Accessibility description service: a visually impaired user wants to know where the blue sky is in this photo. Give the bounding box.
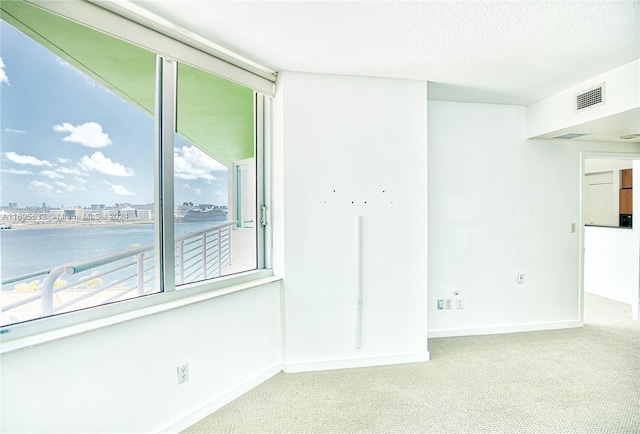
[0,20,228,209]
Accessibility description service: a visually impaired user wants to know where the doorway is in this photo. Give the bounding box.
[580,152,640,324]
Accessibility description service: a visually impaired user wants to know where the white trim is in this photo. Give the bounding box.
[263,96,274,269]
[158,57,177,293]
[427,320,583,339]
[158,363,283,434]
[284,351,431,374]
[256,93,266,269]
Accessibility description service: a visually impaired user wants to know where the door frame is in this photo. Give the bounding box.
[579,151,640,324]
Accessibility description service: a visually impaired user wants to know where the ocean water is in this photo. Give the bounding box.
[0,222,218,280]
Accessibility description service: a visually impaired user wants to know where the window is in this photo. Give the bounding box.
[0,0,269,330]
[173,63,257,286]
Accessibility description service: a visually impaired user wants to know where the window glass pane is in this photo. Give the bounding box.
[0,15,157,325]
[174,63,257,287]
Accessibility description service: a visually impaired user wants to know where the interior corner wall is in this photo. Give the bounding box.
[275,72,429,372]
[427,100,640,337]
[0,282,282,433]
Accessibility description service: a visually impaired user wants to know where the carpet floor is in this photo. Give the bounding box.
[182,293,640,433]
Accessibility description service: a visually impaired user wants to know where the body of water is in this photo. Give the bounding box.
[0,222,220,280]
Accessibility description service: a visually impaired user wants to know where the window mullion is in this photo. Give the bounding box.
[256,93,268,270]
[155,56,177,293]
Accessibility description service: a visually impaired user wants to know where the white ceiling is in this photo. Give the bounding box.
[123,0,639,107]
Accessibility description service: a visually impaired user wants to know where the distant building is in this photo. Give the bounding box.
[119,207,137,219]
[136,209,152,220]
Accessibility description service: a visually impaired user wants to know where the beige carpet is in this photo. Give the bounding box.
[182,293,640,433]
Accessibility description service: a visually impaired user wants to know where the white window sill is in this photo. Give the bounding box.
[0,270,281,354]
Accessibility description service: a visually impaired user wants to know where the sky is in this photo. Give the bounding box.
[0,20,228,209]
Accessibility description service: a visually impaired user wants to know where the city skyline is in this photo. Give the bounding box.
[0,20,229,210]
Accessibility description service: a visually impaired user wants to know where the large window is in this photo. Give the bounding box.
[0,1,265,329]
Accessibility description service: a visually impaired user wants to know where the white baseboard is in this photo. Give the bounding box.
[427,320,583,338]
[284,351,430,373]
[158,363,283,434]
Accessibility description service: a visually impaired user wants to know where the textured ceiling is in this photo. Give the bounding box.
[123,0,640,106]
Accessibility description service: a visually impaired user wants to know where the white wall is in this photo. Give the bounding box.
[0,282,282,433]
[584,171,617,226]
[584,226,636,304]
[584,159,633,226]
[527,59,640,138]
[584,159,633,173]
[275,72,429,371]
[428,100,640,337]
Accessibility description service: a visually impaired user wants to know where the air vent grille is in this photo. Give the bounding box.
[553,133,591,140]
[576,84,605,111]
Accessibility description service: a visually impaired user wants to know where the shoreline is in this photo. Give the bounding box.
[1,221,155,231]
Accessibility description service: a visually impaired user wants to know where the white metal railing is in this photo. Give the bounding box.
[174,223,232,284]
[1,221,235,325]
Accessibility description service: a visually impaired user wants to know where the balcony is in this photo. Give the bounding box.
[1,221,256,326]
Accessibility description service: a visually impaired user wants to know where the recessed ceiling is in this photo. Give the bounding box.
[119,0,640,106]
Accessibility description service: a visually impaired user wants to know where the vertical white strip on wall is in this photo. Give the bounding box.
[356,215,363,349]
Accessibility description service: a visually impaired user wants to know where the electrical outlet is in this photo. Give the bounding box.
[177,363,189,384]
[456,298,464,309]
[517,273,525,284]
[437,299,444,310]
[445,299,452,309]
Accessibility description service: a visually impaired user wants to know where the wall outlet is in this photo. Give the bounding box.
[177,363,189,384]
[517,273,525,284]
[437,299,444,310]
[445,299,452,309]
[456,298,464,309]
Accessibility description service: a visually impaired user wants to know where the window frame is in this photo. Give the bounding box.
[0,0,274,349]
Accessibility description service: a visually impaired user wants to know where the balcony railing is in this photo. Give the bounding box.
[1,221,235,326]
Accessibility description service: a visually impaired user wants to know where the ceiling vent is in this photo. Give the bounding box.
[575,83,605,112]
[553,133,591,140]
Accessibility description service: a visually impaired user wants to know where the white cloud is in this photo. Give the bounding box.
[53,122,112,148]
[5,128,25,134]
[54,181,84,192]
[57,166,87,176]
[1,168,33,175]
[0,57,9,85]
[41,170,65,179]
[74,176,88,184]
[79,152,134,176]
[174,146,226,180]
[28,180,55,194]
[195,188,203,195]
[183,183,192,189]
[4,151,53,167]
[57,157,72,164]
[104,180,135,196]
